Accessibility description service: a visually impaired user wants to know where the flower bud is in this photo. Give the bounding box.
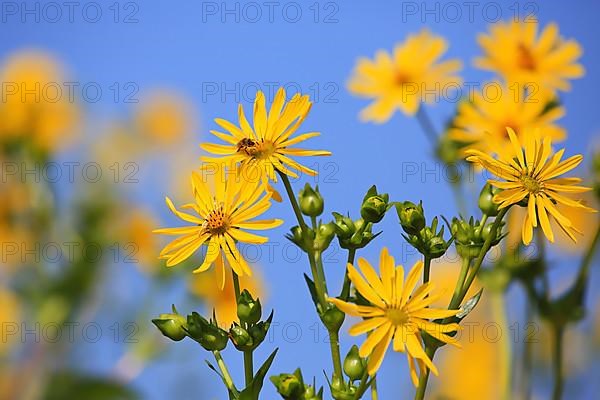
[397,201,426,235]
[478,183,500,217]
[314,222,336,251]
[237,289,262,325]
[230,324,254,350]
[332,212,355,239]
[186,312,228,351]
[249,312,273,346]
[270,372,303,398]
[343,345,366,381]
[152,309,187,342]
[286,225,313,253]
[451,217,504,259]
[299,183,324,217]
[360,185,389,224]
[321,306,345,331]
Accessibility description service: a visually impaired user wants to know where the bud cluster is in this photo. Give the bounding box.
[397,201,451,259]
[450,216,504,259]
[270,368,323,400]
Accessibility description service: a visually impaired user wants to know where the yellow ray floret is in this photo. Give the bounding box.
[200,87,330,183]
[154,163,283,288]
[328,248,461,386]
[466,128,596,245]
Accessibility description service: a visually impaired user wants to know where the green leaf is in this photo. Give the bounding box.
[43,371,138,400]
[303,274,320,312]
[239,348,279,400]
[457,288,484,320]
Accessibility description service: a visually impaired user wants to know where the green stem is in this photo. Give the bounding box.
[278,171,308,231]
[415,106,438,148]
[521,298,533,400]
[576,223,600,284]
[451,256,471,306]
[370,376,379,400]
[413,347,436,400]
[232,272,254,387]
[551,325,564,400]
[453,207,509,308]
[423,255,431,284]
[213,351,238,395]
[328,330,343,382]
[341,248,357,300]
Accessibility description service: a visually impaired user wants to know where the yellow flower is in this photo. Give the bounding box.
[475,20,584,93]
[189,264,264,327]
[466,128,596,245]
[0,50,79,151]
[154,164,282,288]
[134,91,194,146]
[328,248,461,385]
[348,29,462,122]
[449,82,565,156]
[120,209,161,274]
[200,87,330,183]
[0,287,21,355]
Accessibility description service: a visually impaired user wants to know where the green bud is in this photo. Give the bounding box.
[321,306,345,331]
[230,324,254,350]
[330,375,357,400]
[478,183,500,217]
[186,312,228,351]
[314,222,336,251]
[286,225,314,253]
[397,201,426,235]
[152,308,188,342]
[249,311,273,346]
[360,185,390,224]
[299,183,324,217]
[270,373,303,398]
[237,289,262,325]
[332,212,355,239]
[343,345,366,381]
[451,217,504,259]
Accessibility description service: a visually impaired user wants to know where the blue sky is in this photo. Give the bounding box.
[3,0,599,398]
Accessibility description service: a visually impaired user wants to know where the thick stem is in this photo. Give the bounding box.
[278,171,308,231]
[423,255,431,284]
[328,330,344,382]
[453,207,509,308]
[232,272,254,387]
[551,326,564,400]
[341,248,357,300]
[414,347,436,400]
[450,256,471,306]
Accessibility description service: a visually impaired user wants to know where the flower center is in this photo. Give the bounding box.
[205,207,230,235]
[386,307,409,326]
[517,43,536,71]
[520,174,541,194]
[394,71,411,86]
[236,138,275,159]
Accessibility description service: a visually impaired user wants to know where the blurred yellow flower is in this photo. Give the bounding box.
[189,264,264,327]
[467,128,596,245]
[449,83,565,156]
[154,164,282,287]
[429,258,502,400]
[119,209,161,274]
[201,87,330,183]
[0,287,21,355]
[134,91,195,146]
[348,29,462,122]
[475,20,584,93]
[0,50,79,152]
[328,248,461,385]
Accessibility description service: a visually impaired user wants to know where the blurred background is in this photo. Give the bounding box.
[1,1,599,399]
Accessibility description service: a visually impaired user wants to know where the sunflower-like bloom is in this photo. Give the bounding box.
[475,20,584,93]
[466,128,596,245]
[200,87,331,183]
[348,29,462,122]
[328,248,461,386]
[154,164,282,288]
[449,82,565,156]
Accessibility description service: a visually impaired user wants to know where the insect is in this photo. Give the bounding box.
[236,138,259,155]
